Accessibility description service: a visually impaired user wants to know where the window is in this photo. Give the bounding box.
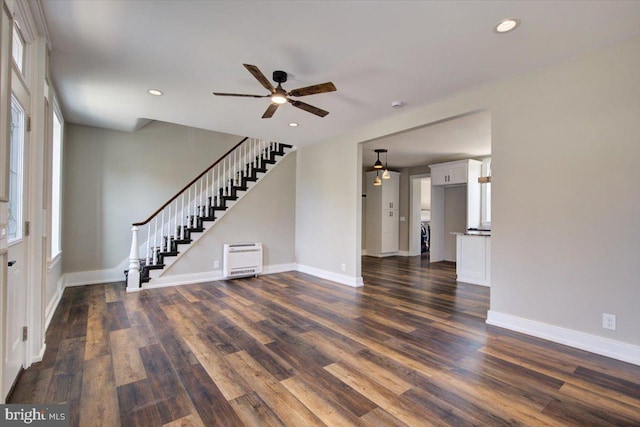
[51,105,64,257]
[12,24,24,74]
[8,95,25,242]
[481,159,491,228]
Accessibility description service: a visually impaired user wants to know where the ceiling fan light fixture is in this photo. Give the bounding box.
[271,93,287,104]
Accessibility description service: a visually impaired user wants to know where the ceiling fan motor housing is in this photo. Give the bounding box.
[273,70,287,84]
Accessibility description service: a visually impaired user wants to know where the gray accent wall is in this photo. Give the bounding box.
[62,121,243,273]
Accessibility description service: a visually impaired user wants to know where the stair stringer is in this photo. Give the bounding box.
[144,148,296,287]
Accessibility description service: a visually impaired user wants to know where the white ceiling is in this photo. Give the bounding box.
[362,111,491,169]
[41,1,640,148]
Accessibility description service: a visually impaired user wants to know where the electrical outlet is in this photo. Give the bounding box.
[602,313,616,331]
[341,263,346,272]
[214,260,220,269]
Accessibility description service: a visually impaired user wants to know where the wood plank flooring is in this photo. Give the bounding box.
[8,255,640,426]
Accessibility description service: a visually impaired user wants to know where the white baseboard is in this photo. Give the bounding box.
[457,274,490,287]
[31,343,46,364]
[63,261,362,291]
[263,263,297,274]
[296,264,364,288]
[44,277,64,331]
[487,310,640,366]
[62,258,128,287]
[133,263,298,292]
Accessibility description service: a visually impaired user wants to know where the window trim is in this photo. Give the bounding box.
[49,96,64,260]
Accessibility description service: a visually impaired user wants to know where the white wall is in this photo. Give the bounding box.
[443,186,466,262]
[295,36,640,356]
[489,37,640,347]
[296,138,361,283]
[163,152,296,276]
[63,121,242,274]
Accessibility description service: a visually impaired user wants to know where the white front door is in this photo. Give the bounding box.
[4,84,29,397]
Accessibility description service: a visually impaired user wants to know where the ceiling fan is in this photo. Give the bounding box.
[213,64,336,119]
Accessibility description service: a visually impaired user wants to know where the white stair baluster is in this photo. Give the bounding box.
[180,194,185,240]
[199,178,203,217]
[193,183,198,221]
[169,205,173,249]
[187,185,191,227]
[145,223,151,266]
[153,217,158,265]
[206,171,209,216]
[174,199,178,242]
[162,205,171,252]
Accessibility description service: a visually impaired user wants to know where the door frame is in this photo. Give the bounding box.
[409,173,430,256]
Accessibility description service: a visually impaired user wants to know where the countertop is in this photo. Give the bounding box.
[451,230,491,236]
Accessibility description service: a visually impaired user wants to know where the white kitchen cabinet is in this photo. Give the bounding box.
[429,159,483,262]
[365,171,400,257]
[455,234,491,286]
[430,161,469,186]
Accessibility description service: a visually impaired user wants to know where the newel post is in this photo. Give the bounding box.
[127,225,141,291]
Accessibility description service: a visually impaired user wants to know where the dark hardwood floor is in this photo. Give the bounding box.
[8,255,640,426]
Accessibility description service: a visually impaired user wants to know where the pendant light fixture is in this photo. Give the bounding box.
[373,148,389,184]
[373,149,385,169]
[382,150,390,179]
[373,171,382,186]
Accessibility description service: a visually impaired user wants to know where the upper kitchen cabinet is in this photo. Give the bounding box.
[430,159,479,186]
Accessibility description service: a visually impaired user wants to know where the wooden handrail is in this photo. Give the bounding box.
[132,137,248,226]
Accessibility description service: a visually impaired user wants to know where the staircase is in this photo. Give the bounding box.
[125,138,293,290]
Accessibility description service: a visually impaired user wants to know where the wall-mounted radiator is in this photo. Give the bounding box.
[223,243,263,279]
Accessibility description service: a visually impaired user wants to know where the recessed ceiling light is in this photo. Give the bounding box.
[288,122,299,127]
[391,101,403,109]
[148,89,164,96]
[495,18,520,34]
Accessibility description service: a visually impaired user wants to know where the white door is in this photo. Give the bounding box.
[4,86,29,396]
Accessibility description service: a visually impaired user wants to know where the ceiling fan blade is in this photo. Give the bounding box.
[244,64,275,93]
[289,99,329,117]
[262,103,280,119]
[213,92,268,98]
[288,82,337,97]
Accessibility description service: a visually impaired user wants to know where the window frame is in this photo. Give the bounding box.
[11,22,24,75]
[8,93,25,244]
